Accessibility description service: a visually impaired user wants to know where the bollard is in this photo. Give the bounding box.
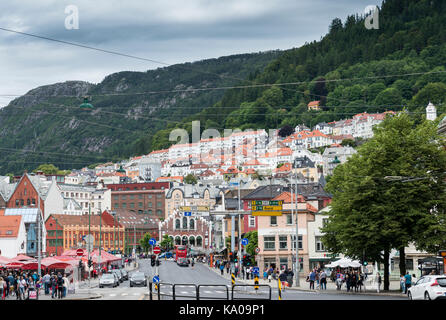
[278,279,282,300]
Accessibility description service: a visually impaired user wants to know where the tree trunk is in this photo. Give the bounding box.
[399,247,406,276]
[383,248,390,291]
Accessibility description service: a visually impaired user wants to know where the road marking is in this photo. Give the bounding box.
[109,294,116,297]
[122,293,128,296]
[204,291,213,294]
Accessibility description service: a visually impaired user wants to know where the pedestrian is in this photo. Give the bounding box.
[375,272,381,293]
[400,274,406,293]
[13,275,19,300]
[315,269,320,289]
[226,262,230,274]
[62,274,69,298]
[358,272,365,292]
[0,277,5,300]
[268,272,272,283]
[352,272,358,292]
[263,269,268,280]
[42,272,51,295]
[345,273,351,292]
[404,272,412,294]
[220,263,224,276]
[4,274,9,298]
[50,275,57,299]
[309,270,316,290]
[320,270,327,290]
[18,276,26,300]
[27,276,36,299]
[57,273,64,299]
[279,270,287,291]
[335,272,343,290]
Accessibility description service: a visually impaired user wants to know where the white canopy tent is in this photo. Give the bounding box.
[325,258,362,268]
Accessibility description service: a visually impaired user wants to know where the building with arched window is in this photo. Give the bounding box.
[159,209,213,254]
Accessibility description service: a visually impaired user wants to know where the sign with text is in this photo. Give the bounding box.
[251,200,282,216]
[180,206,210,212]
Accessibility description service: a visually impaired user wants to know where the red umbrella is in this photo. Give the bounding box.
[0,256,12,267]
[13,254,35,261]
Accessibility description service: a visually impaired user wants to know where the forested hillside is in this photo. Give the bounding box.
[0,51,280,174]
[151,0,446,150]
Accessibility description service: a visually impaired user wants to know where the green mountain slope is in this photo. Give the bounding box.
[0,51,280,174]
[153,0,446,147]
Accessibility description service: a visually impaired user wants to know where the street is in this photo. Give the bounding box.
[93,258,407,301]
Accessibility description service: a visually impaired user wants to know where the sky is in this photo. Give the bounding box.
[0,0,382,107]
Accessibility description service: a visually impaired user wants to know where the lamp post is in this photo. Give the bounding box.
[88,199,91,289]
[99,210,102,273]
[294,174,300,287]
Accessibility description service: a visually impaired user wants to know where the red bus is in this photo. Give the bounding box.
[175,245,187,261]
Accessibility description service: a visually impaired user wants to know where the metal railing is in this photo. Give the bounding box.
[148,281,271,300]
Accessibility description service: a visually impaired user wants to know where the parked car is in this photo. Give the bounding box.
[121,269,129,281]
[129,272,147,287]
[99,273,118,288]
[408,275,446,300]
[110,269,123,283]
[177,257,189,267]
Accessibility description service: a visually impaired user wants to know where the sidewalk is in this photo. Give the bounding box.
[206,264,406,298]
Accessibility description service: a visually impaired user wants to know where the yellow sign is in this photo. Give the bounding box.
[251,211,283,216]
[255,205,282,211]
[179,206,209,212]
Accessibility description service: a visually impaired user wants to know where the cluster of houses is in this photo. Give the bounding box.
[0,104,439,277]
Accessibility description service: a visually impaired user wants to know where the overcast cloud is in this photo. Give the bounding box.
[0,0,382,107]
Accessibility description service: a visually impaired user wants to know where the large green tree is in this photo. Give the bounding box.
[139,232,152,254]
[322,112,446,290]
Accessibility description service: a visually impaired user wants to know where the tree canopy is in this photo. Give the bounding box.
[322,112,446,290]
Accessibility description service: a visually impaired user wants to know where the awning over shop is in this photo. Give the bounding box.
[0,256,12,266]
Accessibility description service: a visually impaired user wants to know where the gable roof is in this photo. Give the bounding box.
[0,215,22,238]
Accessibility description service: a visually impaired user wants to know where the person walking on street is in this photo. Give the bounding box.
[400,274,406,293]
[62,274,69,298]
[375,272,381,293]
[220,263,224,276]
[42,272,51,295]
[404,272,412,294]
[50,275,57,299]
[0,277,5,300]
[27,276,36,299]
[57,273,64,299]
[320,270,327,290]
[18,276,26,300]
[309,270,316,290]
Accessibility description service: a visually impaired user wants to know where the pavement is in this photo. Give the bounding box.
[206,264,407,298]
[34,261,140,300]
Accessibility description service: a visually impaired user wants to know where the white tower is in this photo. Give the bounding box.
[426,102,437,121]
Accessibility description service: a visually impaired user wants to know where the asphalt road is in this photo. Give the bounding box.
[138,258,407,301]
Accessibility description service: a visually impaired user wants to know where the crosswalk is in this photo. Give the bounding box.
[106,292,144,297]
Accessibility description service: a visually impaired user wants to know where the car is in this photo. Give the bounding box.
[159,252,173,259]
[407,275,446,300]
[110,269,123,283]
[177,257,189,267]
[99,273,118,288]
[129,272,147,287]
[121,269,129,281]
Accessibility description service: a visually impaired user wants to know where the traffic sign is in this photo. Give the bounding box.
[255,247,260,253]
[252,267,259,274]
[251,200,283,216]
[153,275,160,283]
[184,212,192,216]
[76,249,84,256]
[241,238,249,246]
[251,200,283,206]
[149,238,156,246]
[153,246,161,255]
[252,211,283,216]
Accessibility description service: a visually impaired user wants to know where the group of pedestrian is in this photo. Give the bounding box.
[400,272,415,294]
[312,268,367,292]
[41,272,69,299]
[0,270,42,300]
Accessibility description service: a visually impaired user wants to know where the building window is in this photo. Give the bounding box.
[130,195,135,200]
[148,202,153,207]
[286,214,292,225]
[190,219,195,230]
[114,203,119,208]
[322,218,329,228]
[183,217,188,229]
[157,202,162,207]
[148,195,153,199]
[157,194,162,199]
[122,203,127,208]
[315,236,325,252]
[270,216,277,226]
[175,219,180,229]
[291,235,303,250]
[138,202,143,208]
[130,203,135,208]
[264,236,275,250]
[157,210,162,216]
[113,195,118,200]
[122,195,127,200]
[279,235,288,250]
[405,259,414,271]
[249,216,255,228]
[138,194,143,199]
